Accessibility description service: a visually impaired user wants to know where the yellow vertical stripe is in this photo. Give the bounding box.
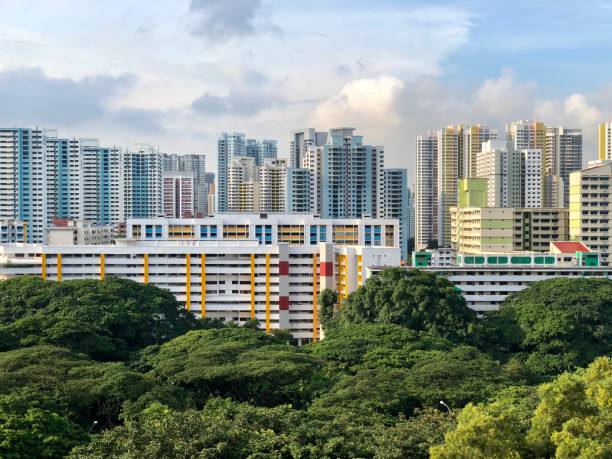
[265,254,270,335]
[250,254,256,319]
[100,254,105,280]
[185,254,191,311]
[312,254,319,342]
[143,254,149,284]
[56,253,62,282]
[201,254,206,319]
[41,253,47,280]
[599,123,607,160]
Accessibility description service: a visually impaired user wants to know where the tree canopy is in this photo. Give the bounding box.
[0,276,202,361]
[487,277,612,376]
[337,268,479,343]
[0,273,609,457]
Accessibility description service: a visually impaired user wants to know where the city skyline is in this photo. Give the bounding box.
[2,1,612,182]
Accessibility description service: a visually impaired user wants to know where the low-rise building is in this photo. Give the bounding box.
[451,207,569,254]
[0,238,400,344]
[415,242,606,312]
[46,219,115,246]
[0,220,27,243]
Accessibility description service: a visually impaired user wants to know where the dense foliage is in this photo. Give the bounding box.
[0,273,609,458]
[336,268,479,343]
[487,277,612,376]
[0,276,202,360]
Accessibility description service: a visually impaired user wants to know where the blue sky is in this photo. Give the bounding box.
[1,0,612,182]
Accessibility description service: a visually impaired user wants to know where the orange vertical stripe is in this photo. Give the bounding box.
[41,253,46,280]
[185,254,191,311]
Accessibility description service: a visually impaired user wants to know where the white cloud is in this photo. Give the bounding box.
[313,76,405,128]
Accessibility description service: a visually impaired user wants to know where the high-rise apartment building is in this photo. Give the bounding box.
[407,187,415,250]
[162,174,195,218]
[0,128,52,242]
[545,127,582,207]
[123,144,163,219]
[320,128,384,219]
[162,153,208,217]
[98,146,124,224]
[286,168,311,213]
[289,129,327,169]
[288,129,328,214]
[204,172,215,215]
[287,128,383,218]
[227,156,259,212]
[598,121,612,160]
[415,131,438,250]
[507,120,546,203]
[217,132,246,212]
[258,159,287,213]
[476,140,521,207]
[437,125,466,247]
[217,133,277,212]
[522,149,543,208]
[256,140,278,166]
[465,124,498,177]
[384,169,409,260]
[569,161,612,264]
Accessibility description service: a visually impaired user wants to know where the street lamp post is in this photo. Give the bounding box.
[439,400,451,413]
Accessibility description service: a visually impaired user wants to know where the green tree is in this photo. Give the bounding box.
[374,408,457,459]
[338,269,478,343]
[0,276,203,361]
[306,323,452,371]
[318,288,338,329]
[0,408,88,459]
[143,328,328,407]
[489,278,612,376]
[430,403,525,459]
[529,356,612,458]
[69,399,305,459]
[0,345,181,428]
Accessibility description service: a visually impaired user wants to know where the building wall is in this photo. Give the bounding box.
[569,162,612,264]
[384,169,409,260]
[416,132,438,250]
[437,125,465,248]
[125,215,400,249]
[421,265,612,313]
[0,241,400,344]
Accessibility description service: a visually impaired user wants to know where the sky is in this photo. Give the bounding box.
[2,0,612,184]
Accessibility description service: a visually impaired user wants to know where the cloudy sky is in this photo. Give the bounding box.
[2,0,612,183]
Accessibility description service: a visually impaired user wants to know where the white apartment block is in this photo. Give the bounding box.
[522,149,543,208]
[545,127,582,207]
[0,215,401,344]
[0,128,52,243]
[258,159,287,213]
[421,243,604,313]
[465,124,498,178]
[476,140,521,207]
[415,132,438,250]
[123,144,163,219]
[569,161,612,265]
[228,157,259,213]
[46,219,115,246]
